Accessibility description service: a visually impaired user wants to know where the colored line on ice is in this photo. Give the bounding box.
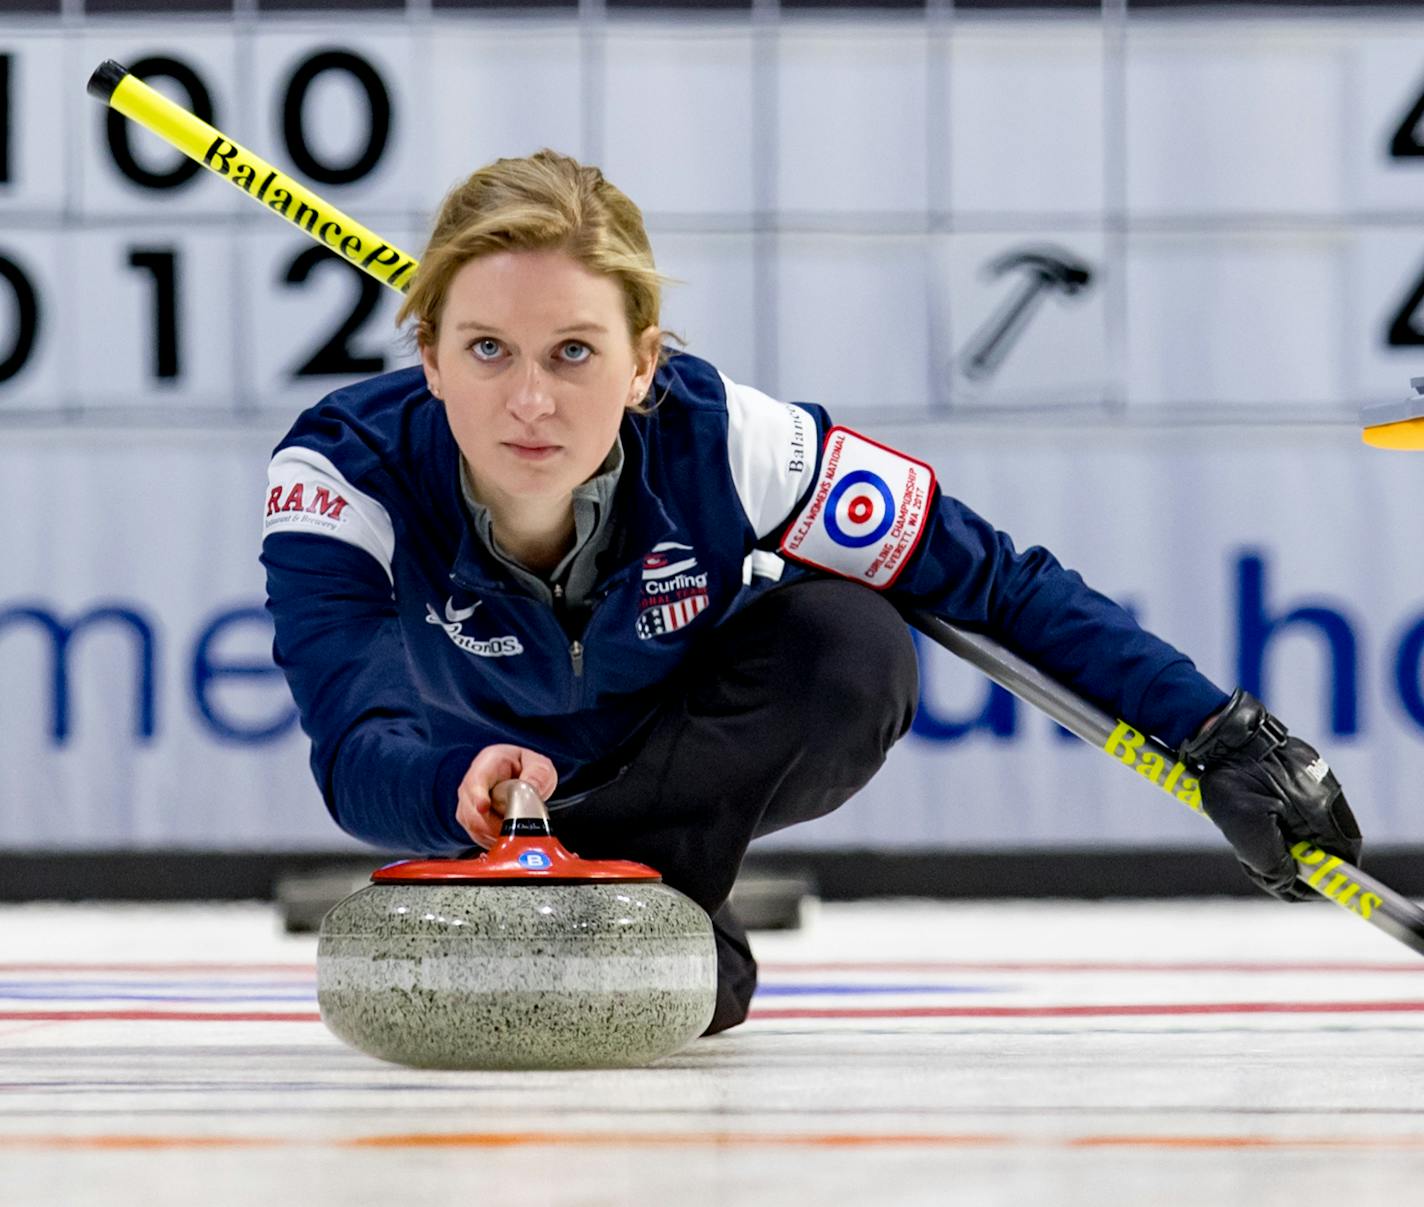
[4,1131,1424,1152]
[7,1000,1424,1024]
[0,980,315,991]
[759,961,1424,975]
[0,964,314,975]
[750,984,999,997]
[0,992,317,1003]
[748,1000,1424,1021]
[0,981,995,1000]
[0,984,1003,1006]
[0,1011,322,1022]
[6,959,1421,976]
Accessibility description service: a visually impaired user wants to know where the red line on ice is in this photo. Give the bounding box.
[0,964,314,975]
[748,1000,1424,1020]
[0,1010,322,1022]
[759,961,1424,975]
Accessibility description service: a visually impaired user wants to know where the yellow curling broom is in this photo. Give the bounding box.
[87,59,1424,959]
[86,60,418,292]
[1363,379,1424,449]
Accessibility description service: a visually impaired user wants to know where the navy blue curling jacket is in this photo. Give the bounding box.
[262,353,1228,853]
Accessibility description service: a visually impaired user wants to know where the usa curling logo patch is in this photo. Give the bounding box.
[779,427,935,589]
[635,541,710,640]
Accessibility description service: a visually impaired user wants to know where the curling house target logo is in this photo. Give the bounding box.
[825,470,897,548]
[635,541,710,640]
[780,427,936,589]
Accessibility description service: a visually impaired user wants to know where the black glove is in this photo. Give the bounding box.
[1178,689,1362,901]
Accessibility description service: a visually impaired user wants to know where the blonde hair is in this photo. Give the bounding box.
[398,149,665,350]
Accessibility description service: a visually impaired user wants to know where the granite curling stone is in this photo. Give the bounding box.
[316,780,717,1070]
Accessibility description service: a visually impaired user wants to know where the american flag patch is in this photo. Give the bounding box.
[636,592,710,639]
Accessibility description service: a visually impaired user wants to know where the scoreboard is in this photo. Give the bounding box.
[2,8,1423,425]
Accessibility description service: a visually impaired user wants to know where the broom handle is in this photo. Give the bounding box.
[904,608,1424,958]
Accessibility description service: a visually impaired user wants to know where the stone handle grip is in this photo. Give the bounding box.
[491,779,550,824]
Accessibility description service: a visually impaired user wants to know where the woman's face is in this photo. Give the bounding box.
[422,249,658,514]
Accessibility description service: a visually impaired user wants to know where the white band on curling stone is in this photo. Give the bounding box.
[321,953,712,994]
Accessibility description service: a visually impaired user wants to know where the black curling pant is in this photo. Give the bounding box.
[551,578,920,1035]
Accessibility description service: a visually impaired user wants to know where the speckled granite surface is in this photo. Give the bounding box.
[317,882,716,1069]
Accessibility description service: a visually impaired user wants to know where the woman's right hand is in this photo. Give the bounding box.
[455,744,559,848]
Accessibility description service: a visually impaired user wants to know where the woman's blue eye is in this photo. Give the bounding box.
[561,342,592,363]
[471,338,502,360]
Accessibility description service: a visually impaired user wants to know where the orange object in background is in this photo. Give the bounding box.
[1362,379,1424,449]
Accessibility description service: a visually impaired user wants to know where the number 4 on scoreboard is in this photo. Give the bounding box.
[1384,81,1424,349]
[1390,82,1424,159]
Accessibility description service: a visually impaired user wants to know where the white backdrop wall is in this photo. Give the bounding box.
[3,9,1424,850]
[3,424,1423,852]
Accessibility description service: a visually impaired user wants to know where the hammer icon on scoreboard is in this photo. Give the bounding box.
[958,246,1094,382]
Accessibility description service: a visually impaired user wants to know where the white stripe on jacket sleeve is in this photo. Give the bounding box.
[720,373,817,540]
[263,446,397,582]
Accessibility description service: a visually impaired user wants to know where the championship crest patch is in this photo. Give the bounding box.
[778,426,935,590]
[635,542,710,640]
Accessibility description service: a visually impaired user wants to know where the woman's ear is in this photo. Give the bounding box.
[630,326,661,405]
[420,339,443,400]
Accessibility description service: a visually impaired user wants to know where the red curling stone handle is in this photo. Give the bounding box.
[371,780,662,883]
